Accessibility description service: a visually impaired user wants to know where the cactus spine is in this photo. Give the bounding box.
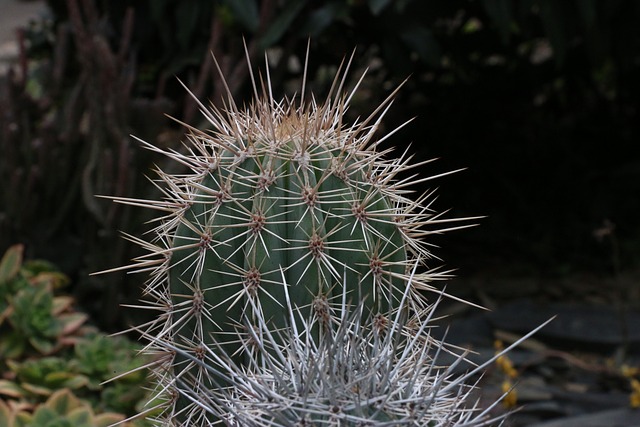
[105,51,533,426]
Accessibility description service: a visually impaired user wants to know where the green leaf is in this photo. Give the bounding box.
[20,382,53,397]
[75,334,115,378]
[0,244,23,284]
[0,331,25,359]
[44,372,88,390]
[0,399,14,427]
[59,312,88,336]
[67,407,93,426]
[29,336,56,354]
[30,272,70,290]
[14,411,32,427]
[51,296,73,315]
[22,260,59,277]
[10,284,62,348]
[101,382,147,414]
[31,406,57,424]
[62,375,90,390]
[45,389,82,416]
[94,413,126,427]
[12,357,66,382]
[0,379,25,399]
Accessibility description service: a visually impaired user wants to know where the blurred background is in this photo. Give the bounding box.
[1,0,638,331]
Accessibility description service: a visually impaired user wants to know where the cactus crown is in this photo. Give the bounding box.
[102,49,537,426]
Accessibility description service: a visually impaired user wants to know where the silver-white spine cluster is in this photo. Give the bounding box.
[101,50,546,426]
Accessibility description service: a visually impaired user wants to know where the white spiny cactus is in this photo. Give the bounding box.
[101,48,547,426]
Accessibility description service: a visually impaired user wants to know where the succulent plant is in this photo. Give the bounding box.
[104,50,545,425]
[4,357,88,396]
[0,244,87,359]
[0,245,156,426]
[0,333,154,422]
[10,388,126,427]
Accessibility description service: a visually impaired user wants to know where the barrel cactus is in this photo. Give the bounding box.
[104,52,542,426]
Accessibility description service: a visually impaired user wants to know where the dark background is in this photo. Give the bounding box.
[1,0,638,331]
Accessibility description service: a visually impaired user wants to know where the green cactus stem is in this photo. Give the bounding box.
[101,50,498,426]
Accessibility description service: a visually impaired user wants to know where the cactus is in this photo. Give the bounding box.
[159,275,528,426]
[103,51,545,426]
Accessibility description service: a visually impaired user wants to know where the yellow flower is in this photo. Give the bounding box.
[495,340,518,379]
[630,379,640,409]
[622,365,640,378]
[502,380,517,408]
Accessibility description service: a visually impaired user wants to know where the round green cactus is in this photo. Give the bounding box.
[163,78,435,422]
[104,52,537,426]
[166,90,422,354]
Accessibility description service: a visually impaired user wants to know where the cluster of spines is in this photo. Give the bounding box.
[143,272,536,426]
[99,51,539,426]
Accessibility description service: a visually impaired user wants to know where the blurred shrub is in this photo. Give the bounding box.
[0,388,146,427]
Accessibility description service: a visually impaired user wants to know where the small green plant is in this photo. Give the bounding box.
[5,357,88,396]
[0,245,86,359]
[0,245,157,426]
[74,333,152,414]
[7,388,126,427]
